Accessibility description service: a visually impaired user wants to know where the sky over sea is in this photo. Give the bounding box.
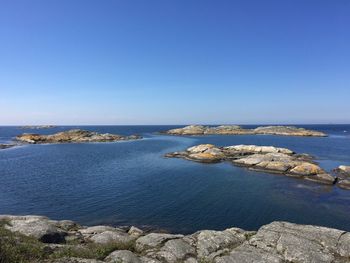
[0,0,349,125]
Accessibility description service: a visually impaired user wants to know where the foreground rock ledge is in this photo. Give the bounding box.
[165,144,339,187]
[15,129,142,144]
[1,215,350,263]
[162,125,327,137]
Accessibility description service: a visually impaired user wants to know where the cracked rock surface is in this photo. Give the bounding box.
[1,215,350,262]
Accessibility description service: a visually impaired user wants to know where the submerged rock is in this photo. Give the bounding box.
[2,214,350,263]
[0,143,16,149]
[166,144,338,186]
[16,129,142,144]
[162,125,327,137]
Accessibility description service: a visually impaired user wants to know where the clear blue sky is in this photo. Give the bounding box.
[0,0,349,125]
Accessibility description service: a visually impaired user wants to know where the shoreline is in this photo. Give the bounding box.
[1,214,350,262]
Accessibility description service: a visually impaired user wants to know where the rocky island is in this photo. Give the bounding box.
[1,214,350,263]
[162,125,327,137]
[16,129,142,144]
[165,144,338,186]
[19,125,57,129]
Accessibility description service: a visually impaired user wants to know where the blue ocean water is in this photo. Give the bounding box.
[0,125,350,234]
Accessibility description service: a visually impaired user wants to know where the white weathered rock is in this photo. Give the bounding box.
[128,226,144,238]
[79,225,117,236]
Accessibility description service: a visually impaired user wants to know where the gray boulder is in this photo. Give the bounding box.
[105,250,141,263]
[195,227,247,259]
[135,233,183,252]
[1,215,67,243]
[90,230,134,245]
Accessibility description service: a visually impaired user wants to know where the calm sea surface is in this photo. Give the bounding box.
[0,125,350,233]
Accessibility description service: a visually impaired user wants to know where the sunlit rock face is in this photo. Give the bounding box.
[16,129,142,144]
[163,125,327,137]
[165,144,336,186]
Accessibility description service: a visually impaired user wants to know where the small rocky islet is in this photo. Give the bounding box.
[165,144,350,189]
[15,129,142,144]
[162,125,327,137]
[1,214,350,263]
[19,125,57,129]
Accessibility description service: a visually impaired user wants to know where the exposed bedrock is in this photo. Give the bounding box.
[162,125,327,137]
[1,215,350,262]
[165,144,337,186]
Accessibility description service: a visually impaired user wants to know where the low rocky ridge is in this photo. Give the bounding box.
[19,125,57,129]
[165,144,340,187]
[1,215,350,263]
[162,125,327,137]
[15,129,142,144]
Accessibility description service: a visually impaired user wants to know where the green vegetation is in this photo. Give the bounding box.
[51,240,135,260]
[0,220,135,263]
[0,220,46,263]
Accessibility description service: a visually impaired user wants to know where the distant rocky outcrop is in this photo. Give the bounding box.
[1,214,350,263]
[16,129,142,144]
[162,125,327,137]
[19,125,57,129]
[165,144,337,186]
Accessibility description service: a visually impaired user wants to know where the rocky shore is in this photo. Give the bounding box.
[1,215,350,263]
[165,144,341,186]
[162,125,327,137]
[15,129,142,144]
